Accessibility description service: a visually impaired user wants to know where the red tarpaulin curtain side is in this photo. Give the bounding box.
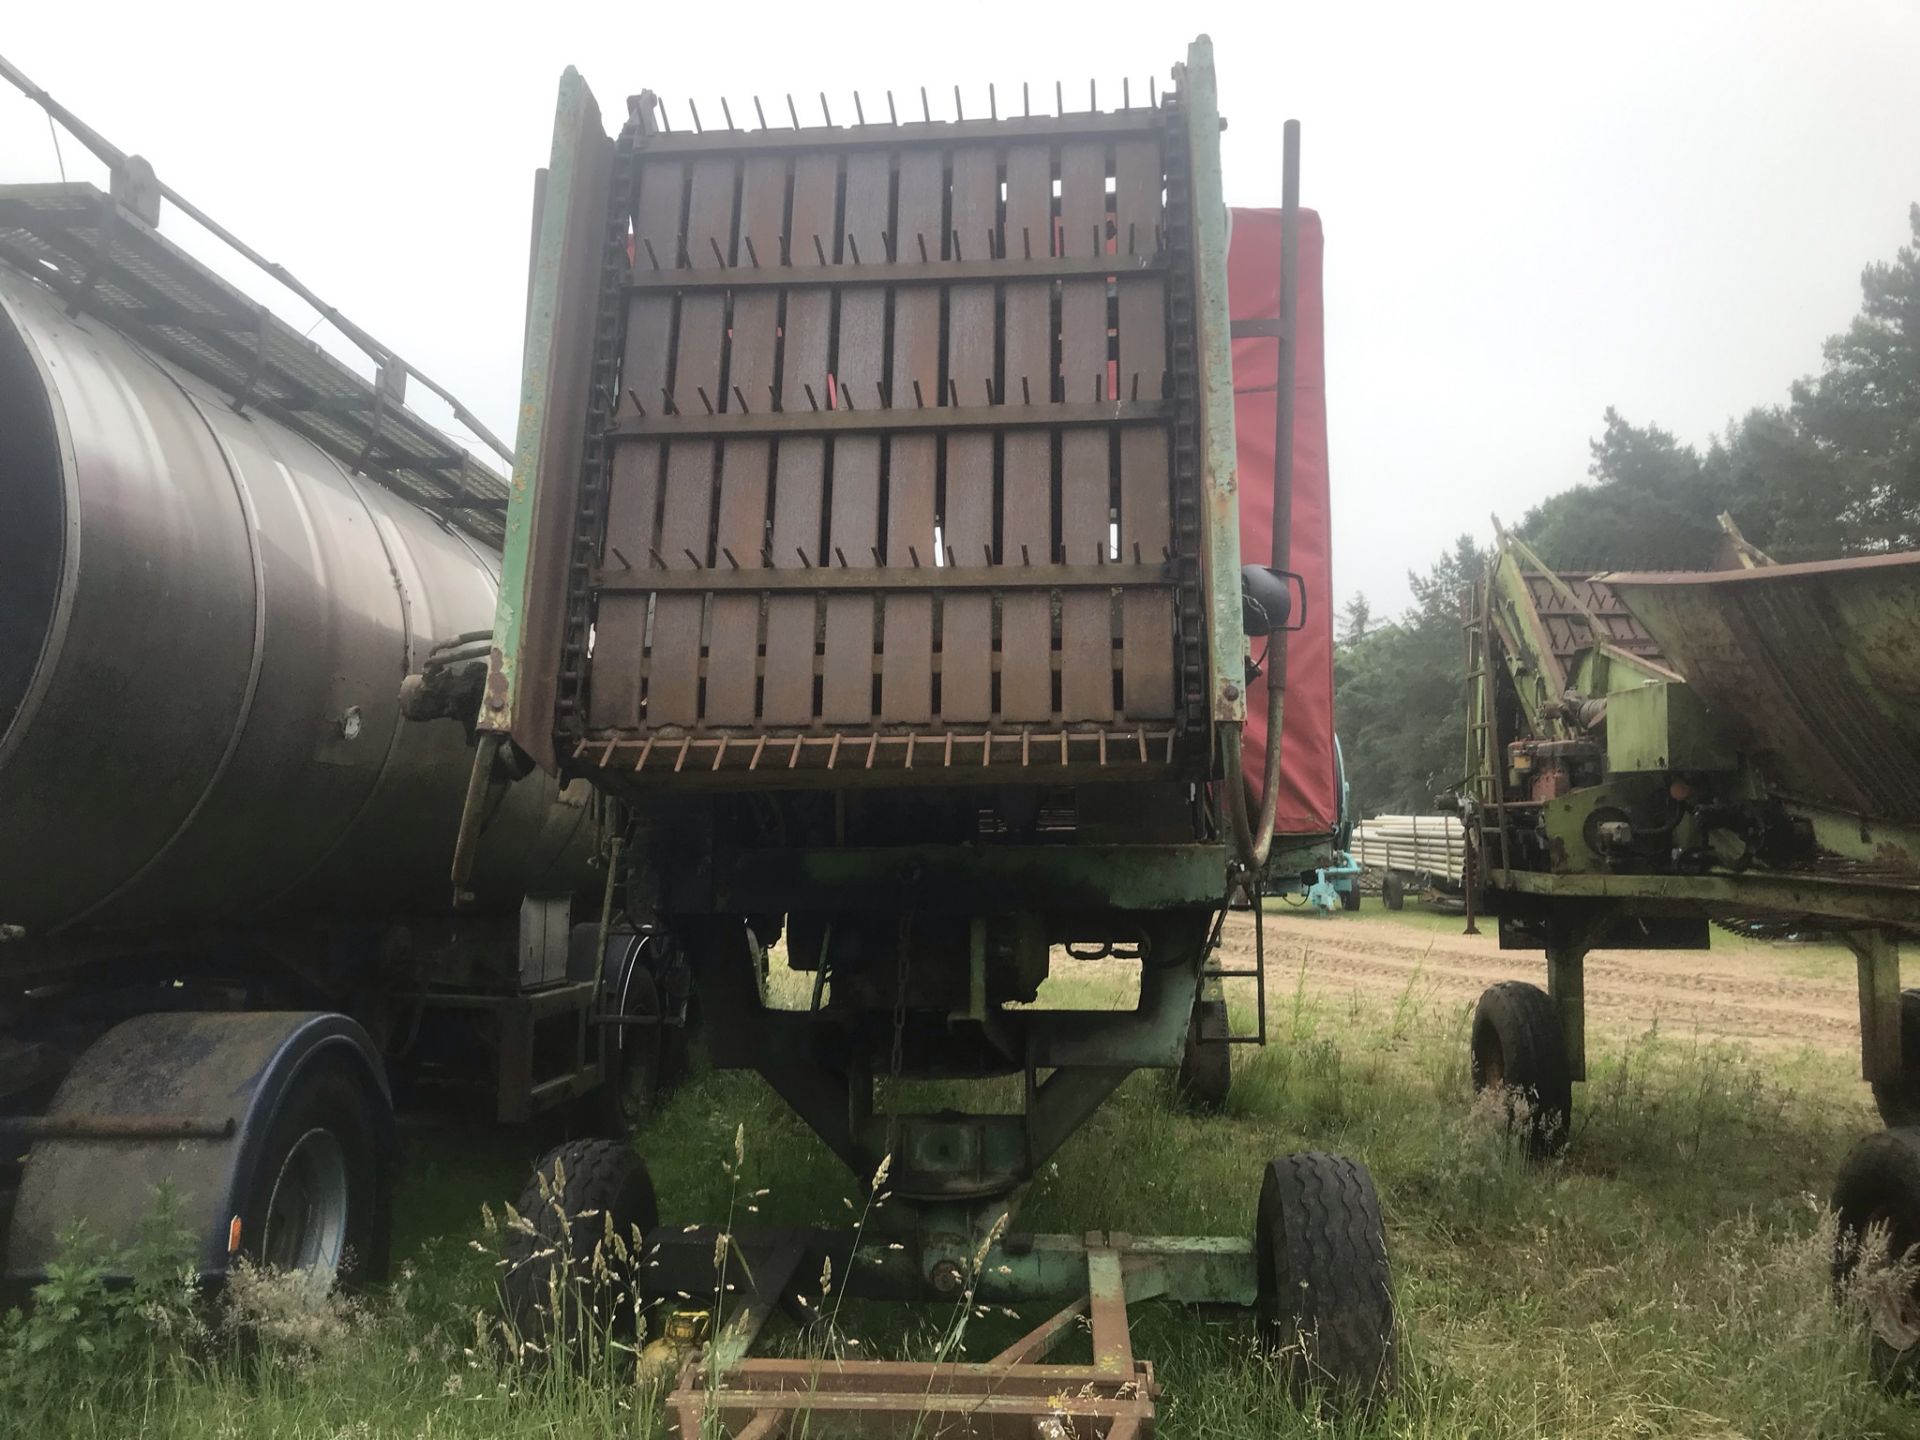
[1230,207,1337,838]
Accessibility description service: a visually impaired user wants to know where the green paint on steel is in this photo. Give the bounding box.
[709,843,1230,914]
[482,68,595,736]
[1183,36,1248,726]
[1494,867,1920,928]
[1603,682,1735,774]
[809,1230,1259,1306]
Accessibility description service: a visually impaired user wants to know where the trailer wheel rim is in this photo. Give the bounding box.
[260,1127,351,1278]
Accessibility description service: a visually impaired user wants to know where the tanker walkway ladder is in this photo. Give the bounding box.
[483,36,1397,1434]
[0,52,511,547]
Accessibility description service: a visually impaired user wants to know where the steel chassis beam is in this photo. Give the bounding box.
[1487,870,1916,1084]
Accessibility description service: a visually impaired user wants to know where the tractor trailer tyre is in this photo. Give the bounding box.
[1341,884,1361,912]
[1255,1152,1397,1402]
[1177,997,1232,1111]
[1870,991,1920,1128]
[1470,981,1572,1158]
[1380,873,1405,911]
[237,1051,392,1285]
[1832,1127,1920,1385]
[501,1139,658,1353]
[2,1012,395,1293]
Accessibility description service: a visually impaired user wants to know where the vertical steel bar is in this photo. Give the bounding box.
[820,152,889,723]
[705,156,786,724]
[1057,140,1115,720]
[1113,137,1174,719]
[880,148,943,722]
[648,156,738,726]
[592,155,686,728]
[939,146,1000,721]
[999,143,1056,721]
[761,153,839,725]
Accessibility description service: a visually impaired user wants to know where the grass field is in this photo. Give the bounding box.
[8,911,1919,1438]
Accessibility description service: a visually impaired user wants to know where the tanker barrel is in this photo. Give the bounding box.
[0,262,592,940]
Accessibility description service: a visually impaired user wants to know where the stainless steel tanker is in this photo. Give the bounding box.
[0,268,590,935]
[0,93,654,1290]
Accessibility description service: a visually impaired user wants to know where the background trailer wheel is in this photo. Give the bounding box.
[1380,872,1406,911]
[1833,1127,1920,1383]
[501,1139,658,1349]
[1470,981,1573,1157]
[2,1011,395,1289]
[1177,996,1233,1110]
[1256,1151,1397,1400]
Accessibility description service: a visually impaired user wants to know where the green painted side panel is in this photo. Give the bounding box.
[1183,37,1247,728]
[1604,682,1737,774]
[482,69,599,747]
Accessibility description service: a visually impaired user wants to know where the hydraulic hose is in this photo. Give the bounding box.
[1225,120,1301,874]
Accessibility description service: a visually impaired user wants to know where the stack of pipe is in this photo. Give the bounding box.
[1351,815,1465,885]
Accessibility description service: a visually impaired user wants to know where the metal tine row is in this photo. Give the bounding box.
[609,530,1176,572]
[633,222,1167,273]
[651,73,1162,137]
[618,366,1170,420]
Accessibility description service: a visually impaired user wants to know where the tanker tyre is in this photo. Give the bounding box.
[1255,1152,1397,1403]
[502,1139,658,1353]
[600,968,663,1139]
[1177,998,1232,1111]
[238,1053,392,1288]
[1380,873,1406,911]
[1341,885,1361,912]
[1832,1127,1920,1386]
[1471,981,1572,1158]
[1870,991,1920,1128]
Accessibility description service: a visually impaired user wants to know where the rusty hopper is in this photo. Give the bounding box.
[1455,526,1920,1375]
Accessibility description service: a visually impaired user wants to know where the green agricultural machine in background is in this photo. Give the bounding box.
[476,37,1393,1431]
[1455,518,1920,1373]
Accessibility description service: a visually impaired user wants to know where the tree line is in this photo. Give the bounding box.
[1336,204,1920,818]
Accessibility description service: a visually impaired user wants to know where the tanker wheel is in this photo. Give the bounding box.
[1177,997,1233,1111]
[501,1138,658,1353]
[1380,873,1406,911]
[1341,885,1361,912]
[1470,981,1572,1158]
[1871,991,1920,1127]
[600,967,663,1138]
[1255,1152,1397,1402]
[238,1052,391,1287]
[1833,1128,1920,1385]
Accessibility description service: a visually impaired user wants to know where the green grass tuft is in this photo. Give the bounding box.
[8,963,1914,1438]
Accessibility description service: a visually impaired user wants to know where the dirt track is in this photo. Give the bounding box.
[1221,910,1863,1056]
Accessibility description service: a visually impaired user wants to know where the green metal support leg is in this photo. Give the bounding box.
[1850,929,1903,1085]
[1546,939,1587,1083]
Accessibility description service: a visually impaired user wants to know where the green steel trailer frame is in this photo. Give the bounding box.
[477,38,1397,1427]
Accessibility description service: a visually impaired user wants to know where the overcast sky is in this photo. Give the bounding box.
[6,1,1916,613]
